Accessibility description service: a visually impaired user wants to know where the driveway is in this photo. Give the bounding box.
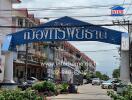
[47,84,112,100]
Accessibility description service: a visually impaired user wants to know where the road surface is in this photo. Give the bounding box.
[47,84,112,100]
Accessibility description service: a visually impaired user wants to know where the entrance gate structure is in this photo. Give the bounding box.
[1,16,129,87]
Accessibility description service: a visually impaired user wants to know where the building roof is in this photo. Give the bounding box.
[12,0,21,3]
[12,8,28,17]
[34,18,40,25]
[12,8,40,25]
[111,5,125,10]
[28,14,35,22]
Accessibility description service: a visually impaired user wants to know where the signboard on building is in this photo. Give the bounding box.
[111,5,125,16]
[121,32,129,51]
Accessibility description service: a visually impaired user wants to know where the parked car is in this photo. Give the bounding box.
[84,78,92,84]
[116,82,127,94]
[87,78,92,84]
[92,78,101,85]
[18,82,32,90]
[26,77,39,84]
[112,79,122,91]
[101,80,113,89]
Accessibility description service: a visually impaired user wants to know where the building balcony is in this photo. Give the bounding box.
[28,49,35,55]
[41,53,46,58]
[35,51,41,56]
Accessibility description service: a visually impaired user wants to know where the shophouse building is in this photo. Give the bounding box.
[0,0,96,83]
[11,8,96,83]
[0,0,21,82]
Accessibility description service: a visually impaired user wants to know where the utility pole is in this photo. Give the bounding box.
[49,41,56,81]
[24,43,28,82]
[112,19,130,51]
[113,19,131,82]
[52,41,56,81]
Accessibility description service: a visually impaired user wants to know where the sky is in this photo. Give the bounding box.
[13,0,132,77]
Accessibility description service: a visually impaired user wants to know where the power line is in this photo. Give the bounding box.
[125,0,132,15]
[1,3,131,11]
[121,0,126,19]
[58,49,118,53]
[0,22,131,28]
[80,49,118,52]
[122,0,126,6]
[84,19,114,22]
[126,0,132,19]
[19,13,132,18]
[0,13,132,19]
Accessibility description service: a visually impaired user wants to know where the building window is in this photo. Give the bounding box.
[18,18,23,27]
[25,19,29,27]
[12,17,16,22]
[18,54,25,60]
[29,22,33,27]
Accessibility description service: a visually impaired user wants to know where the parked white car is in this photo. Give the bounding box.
[26,77,38,84]
[101,80,113,89]
[92,78,101,85]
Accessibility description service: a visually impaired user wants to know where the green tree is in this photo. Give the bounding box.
[85,72,96,79]
[95,71,102,79]
[112,68,120,78]
[102,74,109,81]
[95,71,109,80]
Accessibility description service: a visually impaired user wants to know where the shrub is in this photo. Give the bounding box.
[107,85,132,100]
[32,81,70,95]
[32,81,56,93]
[60,83,69,93]
[32,81,44,92]
[0,88,43,100]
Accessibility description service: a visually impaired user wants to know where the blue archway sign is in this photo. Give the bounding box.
[7,16,122,49]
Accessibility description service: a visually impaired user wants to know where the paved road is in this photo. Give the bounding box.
[47,84,112,100]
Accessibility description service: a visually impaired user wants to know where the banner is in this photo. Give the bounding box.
[9,16,122,46]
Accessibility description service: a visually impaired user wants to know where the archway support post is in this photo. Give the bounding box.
[1,51,17,89]
[120,32,130,83]
[120,51,130,83]
[0,35,17,89]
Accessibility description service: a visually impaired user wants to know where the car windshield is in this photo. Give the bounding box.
[93,78,99,80]
[27,77,37,80]
[113,80,121,83]
[104,80,112,83]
